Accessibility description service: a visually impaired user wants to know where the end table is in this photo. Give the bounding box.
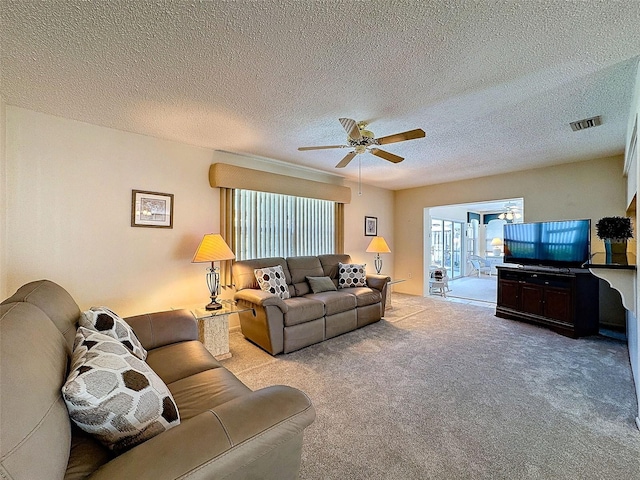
[184,300,255,360]
[386,278,406,309]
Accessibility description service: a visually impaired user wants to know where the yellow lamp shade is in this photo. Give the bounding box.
[192,234,235,263]
[366,236,391,253]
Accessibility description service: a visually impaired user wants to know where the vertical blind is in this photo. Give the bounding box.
[234,189,335,260]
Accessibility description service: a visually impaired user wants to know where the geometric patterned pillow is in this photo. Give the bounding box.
[62,327,180,454]
[79,307,147,360]
[338,262,367,289]
[254,265,290,299]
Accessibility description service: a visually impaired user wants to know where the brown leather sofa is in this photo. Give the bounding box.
[0,280,315,480]
[233,254,389,355]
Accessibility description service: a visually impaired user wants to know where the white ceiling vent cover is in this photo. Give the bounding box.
[569,115,602,132]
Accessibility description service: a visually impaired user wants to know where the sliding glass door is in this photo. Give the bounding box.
[431,219,464,279]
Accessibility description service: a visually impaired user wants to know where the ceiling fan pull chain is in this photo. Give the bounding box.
[358,157,362,196]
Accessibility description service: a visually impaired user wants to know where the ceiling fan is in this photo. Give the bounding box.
[298,118,426,168]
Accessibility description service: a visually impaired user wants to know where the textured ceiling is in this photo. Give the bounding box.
[2,1,639,190]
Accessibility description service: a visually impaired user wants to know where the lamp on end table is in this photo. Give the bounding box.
[366,236,391,274]
[192,234,235,310]
[491,237,503,256]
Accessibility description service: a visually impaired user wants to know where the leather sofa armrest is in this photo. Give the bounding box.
[366,274,390,292]
[87,386,315,480]
[124,309,198,350]
[234,289,289,313]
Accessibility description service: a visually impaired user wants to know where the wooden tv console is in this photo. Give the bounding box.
[495,265,599,338]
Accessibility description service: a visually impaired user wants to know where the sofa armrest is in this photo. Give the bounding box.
[87,386,315,480]
[234,289,289,313]
[366,274,390,292]
[124,309,198,350]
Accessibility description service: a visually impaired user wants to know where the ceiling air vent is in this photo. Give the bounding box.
[569,115,602,132]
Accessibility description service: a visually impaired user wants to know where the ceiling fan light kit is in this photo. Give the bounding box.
[298,118,426,169]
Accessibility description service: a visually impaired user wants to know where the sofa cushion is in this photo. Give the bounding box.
[254,265,291,299]
[318,254,352,279]
[80,307,147,360]
[287,256,325,296]
[145,341,223,385]
[306,276,337,294]
[0,302,73,480]
[306,291,357,316]
[338,262,367,288]
[62,327,180,453]
[233,257,291,290]
[340,286,382,307]
[167,368,252,421]
[0,279,81,353]
[283,296,325,326]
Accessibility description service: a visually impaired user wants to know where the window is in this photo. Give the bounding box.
[234,189,335,260]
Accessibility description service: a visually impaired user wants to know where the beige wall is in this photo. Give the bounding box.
[0,96,6,299]
[4,107,218,314]
[393,156,627,295]
[3,107,394,317]
[344,180,395,275]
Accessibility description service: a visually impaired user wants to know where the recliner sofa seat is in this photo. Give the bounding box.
[233,254,389,355]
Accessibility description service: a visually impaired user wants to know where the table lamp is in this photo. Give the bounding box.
[192,234,236,310]
[366,236,391,274]
[491,237,503,256]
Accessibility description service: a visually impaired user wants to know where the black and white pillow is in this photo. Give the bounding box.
[338,262,367,288]
[254,265,290,299]
[79,307,147,361]
[62,327,180,453]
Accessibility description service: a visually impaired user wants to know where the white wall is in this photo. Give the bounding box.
[624,59,640,427]
[429,204,469,222]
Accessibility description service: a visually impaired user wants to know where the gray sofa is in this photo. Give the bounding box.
[233,254,389,355]
[0,280,315,480]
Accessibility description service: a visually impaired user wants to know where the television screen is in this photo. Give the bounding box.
[503,219,590,267]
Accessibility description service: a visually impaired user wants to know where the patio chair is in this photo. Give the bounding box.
[469,255,492,277]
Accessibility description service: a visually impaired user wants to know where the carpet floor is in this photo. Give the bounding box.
[445,275,497,304]
[221,294,639,480]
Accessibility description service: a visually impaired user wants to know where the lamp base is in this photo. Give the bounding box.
[374,254,383,274]
[205,266,222,310]
[205,300,223,311]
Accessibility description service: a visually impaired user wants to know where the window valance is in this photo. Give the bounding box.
[209,163,351,204]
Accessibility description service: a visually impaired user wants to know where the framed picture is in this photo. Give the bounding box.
[365,216,377,236]
[131,190,174,228]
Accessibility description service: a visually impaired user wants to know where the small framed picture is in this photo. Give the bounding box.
[131,190,174,228]
[365,216,377,236]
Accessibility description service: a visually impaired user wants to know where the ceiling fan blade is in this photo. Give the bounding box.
[370,148,404,164]
[376,128,425,145]
[298,145,348,151]
[335,151,357,168]
[339,118,362,141]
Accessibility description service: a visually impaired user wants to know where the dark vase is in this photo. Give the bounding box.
[604,238,628,264]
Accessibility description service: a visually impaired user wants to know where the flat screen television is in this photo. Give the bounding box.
[503,219,591,268]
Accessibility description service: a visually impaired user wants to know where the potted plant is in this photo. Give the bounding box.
[595,216,633,257]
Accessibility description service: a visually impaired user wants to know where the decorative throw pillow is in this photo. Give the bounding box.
[306,276,337,294]
[338,262,367,288]
[254,265,290,299]
[62,327,180,454]
[79,307,147,360]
